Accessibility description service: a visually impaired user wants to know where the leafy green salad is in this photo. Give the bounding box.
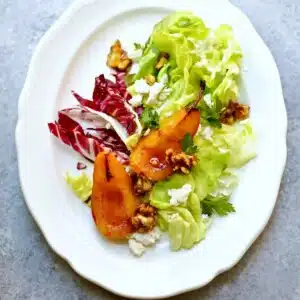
[51,11,256,256]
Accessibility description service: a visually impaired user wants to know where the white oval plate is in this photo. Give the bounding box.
[16,0,287,298]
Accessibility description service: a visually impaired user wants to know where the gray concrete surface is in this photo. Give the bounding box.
[1,0,299,299]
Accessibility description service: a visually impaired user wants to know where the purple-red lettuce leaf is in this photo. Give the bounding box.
[72,72,138,135]
[48,110,129,164]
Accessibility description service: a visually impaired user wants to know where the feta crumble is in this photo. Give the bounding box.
[168,184,192,206]
[128,227,161,257]
[134,79,150,94]
[131,227,161,246]
[128,239,146,257]
[146,82,164,105]
[129,94,143,107]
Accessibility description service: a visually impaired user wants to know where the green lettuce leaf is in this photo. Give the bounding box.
[150,173,195,210]
[133,44,160,81]
[65,172,92,204]
[147,12,242,118]
[150,172,207,250]
[158,209,207,251]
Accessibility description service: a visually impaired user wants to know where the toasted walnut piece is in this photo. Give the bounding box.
[156,57,168,70]
[166,148,197,174]
[144,74,156,85]
[107,40,132,71]
[155,52,169,70]
[220,101,250,125]
[133,175,154,196]
[131,203,157,233]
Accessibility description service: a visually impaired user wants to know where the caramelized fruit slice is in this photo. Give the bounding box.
[92,152,138,240]
[160,109,201,140]
[130,131,181,181]
[130,109,200,181]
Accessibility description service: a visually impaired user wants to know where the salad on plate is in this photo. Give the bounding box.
[48,12,256,256]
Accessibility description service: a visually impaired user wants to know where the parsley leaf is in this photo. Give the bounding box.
[206,117,222,128]
[202,196,236,216]
[181,133,198,154]
[141,108,159,129]
[201,98,223,128]
[134,43,143,50]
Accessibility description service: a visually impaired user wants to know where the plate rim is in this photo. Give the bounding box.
[15,0,287,298]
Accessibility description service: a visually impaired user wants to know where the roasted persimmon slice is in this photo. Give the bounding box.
[92,152,138,240]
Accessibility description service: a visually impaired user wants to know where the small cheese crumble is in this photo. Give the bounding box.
[168,184,192,206]
[146,82,164,105]
[128,227,161,257]
[131,227,161,246]
[129,94,143,107]
[134,79,150,94]
[128,239,146,257]
[105,123,111,130]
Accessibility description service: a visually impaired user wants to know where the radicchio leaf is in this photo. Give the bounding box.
[48,111,129,164]
[72,72,137,135]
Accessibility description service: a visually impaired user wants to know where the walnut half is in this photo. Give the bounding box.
[133,174,154,196]
[166,149,197,174]
[131,203,157,233]
[220,101,250,125]
[107,40,132,71]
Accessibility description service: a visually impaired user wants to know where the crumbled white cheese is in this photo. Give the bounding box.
[134,79,150,94]
[105,123,111,130]
[129,227,161,257]
[168,184,193,206]
[129,94,143,107]
[131,227,161,247]
[129,239,146,257]
[146,82,164,105]
[202,126,213,141]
